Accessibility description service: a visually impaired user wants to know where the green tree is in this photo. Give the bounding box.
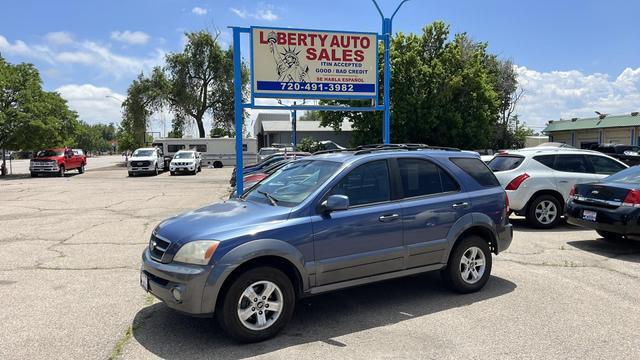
[319,22,514,150]
[121,31,249,139]
[299,110,322,121]
[297,137,323,153]
[0,56,79,153]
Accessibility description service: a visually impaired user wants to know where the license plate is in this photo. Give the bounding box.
[140,272,149,292]
[582,210,597,222]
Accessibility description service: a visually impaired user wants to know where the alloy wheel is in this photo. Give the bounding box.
[459,246,486,284]
[535,200,557,225]
[236,280,283,331]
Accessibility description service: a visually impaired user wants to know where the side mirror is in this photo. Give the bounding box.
[322,195,349,212]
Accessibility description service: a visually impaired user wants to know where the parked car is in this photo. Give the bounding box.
[128,147,165,176]
[141,146,512,342]
[229,160,293,198]
[30,148,86,177]
[592,144,640,166]
[229,152,311,186]
[3,151,14,160]
[488,148,628,228]
[170,150,201,175]
[566,166,640,240]
[257,147,282,162]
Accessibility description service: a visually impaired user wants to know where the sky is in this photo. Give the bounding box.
[1,0,639,135]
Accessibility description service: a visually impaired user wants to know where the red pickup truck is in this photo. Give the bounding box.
[30,148,87,177]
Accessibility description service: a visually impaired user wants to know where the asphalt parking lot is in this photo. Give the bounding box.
[1,163,639,359]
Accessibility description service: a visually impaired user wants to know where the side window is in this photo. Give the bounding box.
[168,144,185,153]
[554,154,590,173]
[534,155,556,168]
[588,155,626,175]
[398,158,459,198]
[450,157,500,187]
[328,160,390,207]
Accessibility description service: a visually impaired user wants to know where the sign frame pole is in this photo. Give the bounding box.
[232,27,248,196]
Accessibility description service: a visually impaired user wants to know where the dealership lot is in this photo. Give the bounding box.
[1,166,639,359]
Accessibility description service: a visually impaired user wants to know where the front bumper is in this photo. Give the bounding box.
[496,223,513,253]
[128,167,155,173]
[30,164,59,173]
[170,165,195,172]
[140,249,212,315]
[566,200,640,236]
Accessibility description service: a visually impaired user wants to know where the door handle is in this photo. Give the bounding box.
[452,202,469,208]
[378,214,400,222]
[558,180,569,183]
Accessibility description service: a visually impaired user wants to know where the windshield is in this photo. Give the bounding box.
[244,160,341,207]
[174,152,194,159]
[488,156,525,172]
[605,167,640,184]
[132,150,154,157]
[259,149,279,156]
[36,150,63,157]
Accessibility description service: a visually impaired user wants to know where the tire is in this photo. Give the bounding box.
[30,172,37,178]
[596,230,624,242]
[57,165,65,177]
[526,195,562,229]
[198,165,202,173]
[441,235,492,294]
[78,164,85,174]
[217,267,295,343]
[154,164,159,176]
[170,171,175,176]
[128,172,134,177]
[213,161,223,169]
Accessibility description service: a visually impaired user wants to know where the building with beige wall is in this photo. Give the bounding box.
[543,112,640,149]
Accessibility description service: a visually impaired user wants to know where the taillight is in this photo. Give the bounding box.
[505,194,510,214]
[569,185,576,199]
[622,189,640,207]
[505,173,530,191]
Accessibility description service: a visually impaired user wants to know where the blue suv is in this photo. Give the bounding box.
[140,146,512,342]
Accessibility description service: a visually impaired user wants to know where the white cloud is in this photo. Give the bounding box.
[1,33,165,79]
[192,6,208,16]
[516,65,640,130]
[230,4,279,21]
[110,30,150,45]
[0,35,35,56]
[44,31,74,45]
[230,8,248,19]
[56,84,125,124]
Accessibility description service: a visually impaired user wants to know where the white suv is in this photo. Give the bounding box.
[169,150,202,175]
[488,148,627,228]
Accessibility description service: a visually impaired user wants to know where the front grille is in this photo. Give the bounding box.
[133,160,151,167]
[149,233,171,262]
[174,162,192,166]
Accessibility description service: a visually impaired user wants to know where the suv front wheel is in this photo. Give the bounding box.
[442,235,492,293]
[527,195,561,229]
[217,267,295,342]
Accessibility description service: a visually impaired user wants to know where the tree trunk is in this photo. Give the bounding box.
[196,118,205,138]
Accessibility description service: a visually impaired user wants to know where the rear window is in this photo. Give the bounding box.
[398,159,460,198]
[450,157,500,187]
[487,156,524,172]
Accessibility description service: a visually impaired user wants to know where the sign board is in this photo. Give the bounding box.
[251,27,378,99]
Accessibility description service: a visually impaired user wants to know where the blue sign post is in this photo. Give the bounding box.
[372,0,411,145]
[230,10,410,196]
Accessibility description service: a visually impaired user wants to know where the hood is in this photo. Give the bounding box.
[171,158,195,163]
[130,156,157,161]
[32,156,61,161]
[154,199,291,244]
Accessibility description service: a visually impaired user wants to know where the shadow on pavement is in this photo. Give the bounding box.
[509,217,592,232]
[568,238,640,263]
[132,273,516,359]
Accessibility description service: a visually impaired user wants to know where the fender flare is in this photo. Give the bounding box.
[200,238,308,313]
[442,213,499,262]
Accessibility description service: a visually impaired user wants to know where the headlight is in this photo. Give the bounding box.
[173,240,220,265]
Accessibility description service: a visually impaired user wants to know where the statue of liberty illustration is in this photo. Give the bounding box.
[267,31,310,82]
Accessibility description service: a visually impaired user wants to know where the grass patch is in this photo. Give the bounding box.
[109,326,133,360]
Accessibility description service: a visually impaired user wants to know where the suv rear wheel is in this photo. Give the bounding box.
[527,195,561,229]
[217,267,295,342]
[441,235,492,293]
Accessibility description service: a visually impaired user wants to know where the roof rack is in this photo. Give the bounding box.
[354,143,461,155]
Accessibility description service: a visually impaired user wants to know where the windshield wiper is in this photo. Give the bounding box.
[257,190,279,206]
